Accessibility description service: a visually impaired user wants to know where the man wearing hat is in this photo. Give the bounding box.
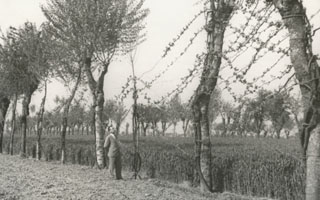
[104,126,122,180]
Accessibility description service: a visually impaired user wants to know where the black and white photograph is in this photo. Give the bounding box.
[0,0,319,199]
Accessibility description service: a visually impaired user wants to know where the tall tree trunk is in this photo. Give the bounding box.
[173,122,177,136]
[86,124,89,135]
[306,126,320,199]
[271,0,320,199]
[116,122,120,135]
[222,117,227,136]
[84,56,108,169]
[20,96,30,157]
[91,124,95,135]
[61,68,82,164]
[10,94,18,155]
[0,96,10,153]
[141,122,148,137]
[71,125,75,135]
[81,124,84,135]
[254,118,263,137]
[126,123,130,135]
[57,126,60,136]
[192,0,234,193]
[94,89,106,168]
[294,113,301,130]
[193,98,212,192]
[36,82,47,160]
[60,115,68,163]
[152,122,158,136]
[276,130,281,139]
[161,121,167,136]
[20,83,38,157]
[137,121,141,137]
[182,119,190,137]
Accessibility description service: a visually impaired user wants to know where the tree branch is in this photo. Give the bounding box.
[312,27,320,36]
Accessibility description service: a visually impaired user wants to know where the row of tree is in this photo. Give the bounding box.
[212,89,302,138]
[0,0,148,168]
[5,86,302,141]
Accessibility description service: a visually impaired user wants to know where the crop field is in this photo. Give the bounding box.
[3,134,305,200]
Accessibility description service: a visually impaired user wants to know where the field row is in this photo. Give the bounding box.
[3,135,305,200]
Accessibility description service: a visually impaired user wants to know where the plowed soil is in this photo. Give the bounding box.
[0,154,271,200]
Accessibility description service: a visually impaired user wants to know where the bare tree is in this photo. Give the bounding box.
[267,0,320,198]
[192,0,235,192]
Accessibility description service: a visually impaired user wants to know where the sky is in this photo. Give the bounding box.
[0,0,319,117]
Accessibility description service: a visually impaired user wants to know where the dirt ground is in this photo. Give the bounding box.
[0,154,271,200]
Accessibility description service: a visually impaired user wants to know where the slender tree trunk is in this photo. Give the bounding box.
[91,124,95,135]
[271,0,320,199]
[0,96,10,154]
[57,126,61,136]
[94,89,106,168]
[9,94,18,155]
[36,82,47,160]
[116,122,120,135]
[20,83,38,157]
[60,115,68,163]
[192,0,234,193]
[137,121,141,137]
[81,124,85,135]
[161,121,166,136]
[276,130,281,139]
[306,126,320,199]
[182,119,190,137]
[141,122,148,137]
[84,56,108,169]
[193,98,212,192]
[254,119,263,137]
[86,124,89,135]
[294,113,301,130]
[152,122,158,136]
[67,126,71,135]
[61,68,82,164]
[20,95,31,157]
[143,127,147,136]
[126,123,130,135]
[222,117,227,136]
[71,125,75,135]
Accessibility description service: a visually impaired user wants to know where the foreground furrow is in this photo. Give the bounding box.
[0,154,271,200]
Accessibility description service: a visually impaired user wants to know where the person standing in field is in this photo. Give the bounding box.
[104,126,122,180]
